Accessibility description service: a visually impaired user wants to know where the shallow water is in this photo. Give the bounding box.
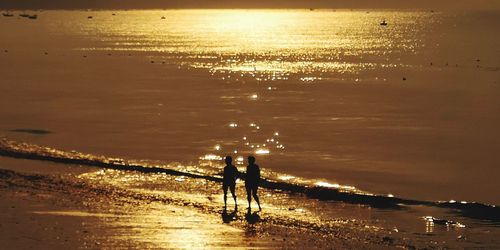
[0,9,500,206]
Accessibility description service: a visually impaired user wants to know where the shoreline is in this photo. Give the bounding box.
[2,150,500,248]
[2,137,499,225]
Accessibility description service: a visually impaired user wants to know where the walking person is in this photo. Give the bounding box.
[223,156,239,211]
[245,156,261,211]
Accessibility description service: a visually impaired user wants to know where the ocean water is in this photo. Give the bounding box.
[1,9,499,207]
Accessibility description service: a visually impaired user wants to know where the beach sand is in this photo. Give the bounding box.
[0,172,280,249]
[0,166,402,249]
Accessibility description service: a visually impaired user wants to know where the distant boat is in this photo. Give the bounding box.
[28,14,38,19]
[380,20,388,26]
[161,16,166,19]
[2,12,14,17]
[88,16,93,19]
[20,11,30,17]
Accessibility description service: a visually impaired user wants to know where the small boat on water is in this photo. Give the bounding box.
[28,14,38,19]
[2,12,14,17]
[380,20,388,26]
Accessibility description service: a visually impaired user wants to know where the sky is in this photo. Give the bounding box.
[1,0,499,10]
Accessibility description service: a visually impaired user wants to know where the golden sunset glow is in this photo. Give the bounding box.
[1,4,500,249]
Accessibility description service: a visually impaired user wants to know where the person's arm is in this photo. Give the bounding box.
[257,165,261,180]
[234,166,239,181]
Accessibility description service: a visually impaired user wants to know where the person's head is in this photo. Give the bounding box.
[248,155,255,164]
[225,156,232,165]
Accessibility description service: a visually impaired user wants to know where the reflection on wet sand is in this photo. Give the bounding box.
[2,156,500,248]
[117,204,245,249]
[1,168,415,248]
[32,202,266,248]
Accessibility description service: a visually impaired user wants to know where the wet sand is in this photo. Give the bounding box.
[0,167,405,249]
[0,173,281,249]
[3,139,500,248]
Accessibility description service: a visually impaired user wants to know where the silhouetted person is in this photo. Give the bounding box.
[223,156,239,210]
[245,156,261,211]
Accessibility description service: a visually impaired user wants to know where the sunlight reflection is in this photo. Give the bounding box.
[78,10,433,82]
[255,149,270,155]
[315,181,356,191]
[278,175,295,181]
[200,154,223,161]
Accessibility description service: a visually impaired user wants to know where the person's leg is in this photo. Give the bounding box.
[245,185,252,208]
[252,186,261,211]
[230,185,237,208]
[223,184,228,208]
